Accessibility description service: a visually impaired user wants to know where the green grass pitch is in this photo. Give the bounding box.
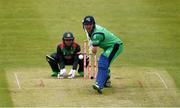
[0,0,180,107]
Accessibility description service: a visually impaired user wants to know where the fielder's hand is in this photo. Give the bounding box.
[68,69,76,79]
[57,68,66,79]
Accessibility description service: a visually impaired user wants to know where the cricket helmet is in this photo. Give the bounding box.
[62,32,74,41]
[82,16,96,33]
[82,16,95,25]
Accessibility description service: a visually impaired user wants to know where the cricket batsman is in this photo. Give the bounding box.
[82,16,123,94]
[46,32,88,79]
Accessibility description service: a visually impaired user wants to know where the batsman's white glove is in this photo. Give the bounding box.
[89,46,93,54]
[57,68,66,79]
[88,40,93,47]
[68,69,76,79]
[89,40,93,52]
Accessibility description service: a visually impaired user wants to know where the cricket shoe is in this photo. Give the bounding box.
[92,84,102,94]
[104,79,111,88]
[78,71,84,77]
[104,74,111,88]
[51,71,58,77]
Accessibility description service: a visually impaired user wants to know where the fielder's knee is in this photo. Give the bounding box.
[46,55,56,62]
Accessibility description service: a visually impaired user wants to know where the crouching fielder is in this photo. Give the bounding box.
[82,16,123,94]
[46,32,88,79]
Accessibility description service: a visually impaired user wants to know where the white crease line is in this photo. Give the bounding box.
[154,72,168,89]
[0,87,176,90]
[14,73,21,89]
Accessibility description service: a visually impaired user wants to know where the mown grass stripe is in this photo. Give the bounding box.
[0,69,13,107]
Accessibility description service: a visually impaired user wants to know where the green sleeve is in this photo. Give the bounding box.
[92,33,104,46]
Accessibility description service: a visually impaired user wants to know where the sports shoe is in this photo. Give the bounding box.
[51,71,58,77]
[92,84,102,94]
[104,79,111,88]
[78,71,84,77]
[104,74,111,87]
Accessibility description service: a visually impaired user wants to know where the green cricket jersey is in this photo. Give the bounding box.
[91,25,123,59]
